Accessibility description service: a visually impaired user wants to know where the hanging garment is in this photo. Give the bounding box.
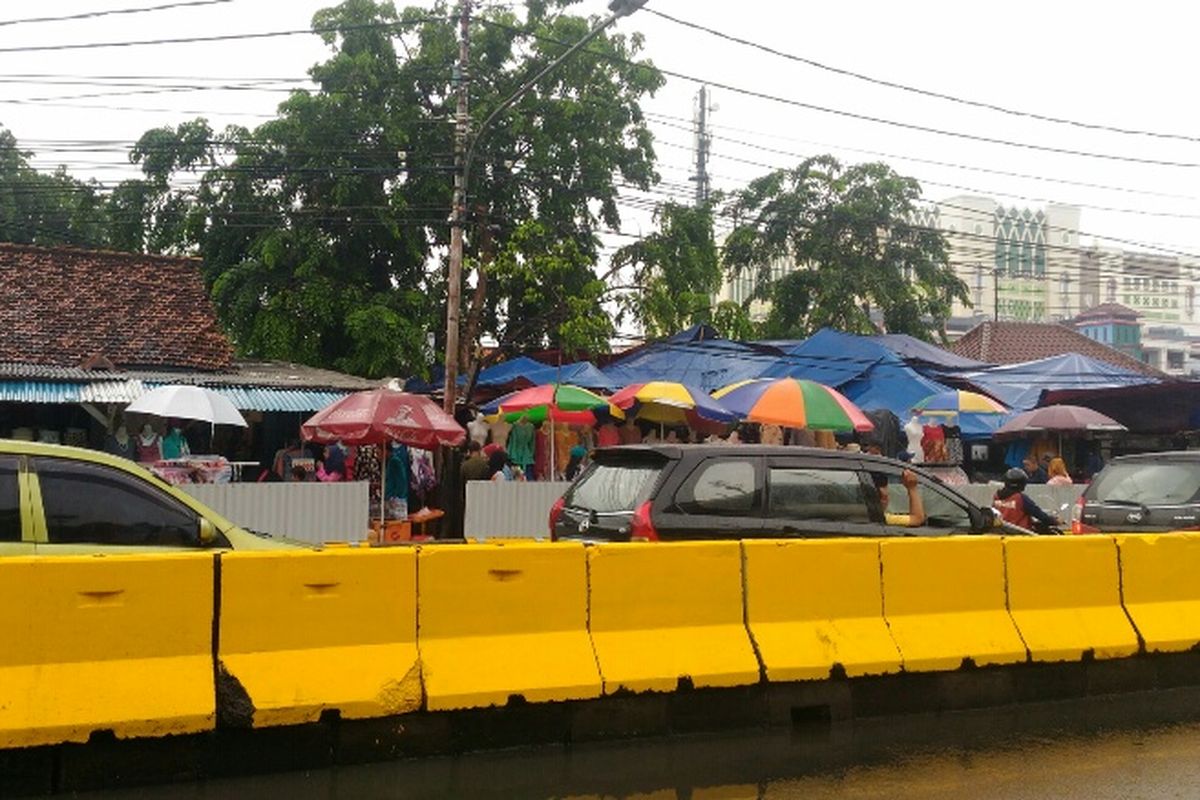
[385,444,411,501]
[507,419,536,469]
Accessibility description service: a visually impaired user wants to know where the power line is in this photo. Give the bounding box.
[476,18,1200,169]
[0,17,448,55]
[645,112,1200,204]
[644,7,1200,145]
[0,0,233,27]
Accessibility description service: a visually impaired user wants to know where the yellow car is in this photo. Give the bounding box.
[0,439,301,555]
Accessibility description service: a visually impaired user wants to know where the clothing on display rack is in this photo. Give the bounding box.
[136,425,162,463]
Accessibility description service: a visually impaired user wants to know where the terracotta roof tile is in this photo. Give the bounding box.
[950,321,1165,378]
[0,242,233,371]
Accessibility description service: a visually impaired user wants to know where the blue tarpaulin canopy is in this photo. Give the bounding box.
[602,326,781,394]
[957,353,1157,412]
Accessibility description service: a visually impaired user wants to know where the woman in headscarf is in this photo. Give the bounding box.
[488,448,512,481]
[1046,457,1073,486]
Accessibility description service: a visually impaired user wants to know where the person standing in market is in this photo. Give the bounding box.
[461,440,490,482]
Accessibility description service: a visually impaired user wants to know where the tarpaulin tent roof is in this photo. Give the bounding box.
[470,356,548,388]
[756,329,885,386]
[603,333,782,394]
[958,353,1158,412]
[523,361,617,391]
[873,334,989,371]
[751,329,1010,439]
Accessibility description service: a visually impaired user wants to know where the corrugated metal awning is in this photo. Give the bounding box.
[151,385,348,413]
[0,380,346,413]
[0,381,84,403]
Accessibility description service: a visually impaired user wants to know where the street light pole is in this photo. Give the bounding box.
[441,0,648,414]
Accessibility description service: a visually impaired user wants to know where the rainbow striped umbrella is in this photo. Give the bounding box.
[712,378,874,432]
[913,390,1007,416]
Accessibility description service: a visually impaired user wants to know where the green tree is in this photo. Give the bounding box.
[611,201,722,338]
[120,0,661,379]
[0,128,109,247]
[723,156,968,341]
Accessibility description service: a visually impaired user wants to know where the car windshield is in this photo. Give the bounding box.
[567,461,662,514]
[1091,462,1200,506]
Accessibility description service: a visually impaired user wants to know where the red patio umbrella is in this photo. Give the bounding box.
[302,388,466,449]
[302,389,466,531]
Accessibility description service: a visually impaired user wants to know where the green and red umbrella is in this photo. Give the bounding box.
[712,378,874,432]
[483,383,623,425]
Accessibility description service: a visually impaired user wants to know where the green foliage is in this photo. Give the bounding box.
[105,0,661,377]
[0,129,109,247]
[612,201,721,338]
[723,155,968,341]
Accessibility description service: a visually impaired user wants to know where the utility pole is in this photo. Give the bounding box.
[692,85,711,206]
[442,0,647,416]
[443,0,470,415]
[993,267,1001,322]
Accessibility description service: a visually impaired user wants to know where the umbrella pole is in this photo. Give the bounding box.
[550,416,555,481]
[380,446,387,535]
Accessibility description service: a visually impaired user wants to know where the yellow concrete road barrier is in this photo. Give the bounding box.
[1118,533,1200,653]
[1005,536,1138,662]
[588,542,760,694]
[418,542,600,710]
[744,539,901,681]
[218,548,420,727]
[881,537,1026,672]
[0,553,215,749]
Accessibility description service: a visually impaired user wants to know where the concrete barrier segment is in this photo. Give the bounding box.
[743,539,901,681]
[587,542,760,695]
[218,548,420,727]
[881,537,1027,672]
[417,542,601,711]
[0,553,216,748]
[1005,536,1138,662]
[1118,533,1200,653]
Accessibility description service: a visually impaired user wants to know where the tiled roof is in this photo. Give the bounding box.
[0,242,233,370]
[950,321,1165,378]
[1071,303,1140,324]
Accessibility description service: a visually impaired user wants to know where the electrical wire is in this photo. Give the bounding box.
[644,7,1200,145]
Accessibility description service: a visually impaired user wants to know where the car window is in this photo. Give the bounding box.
[33,457,201,547]
[1091,462,1200,506]
[676,459,758,515]
[0,457,18,542]
[767,467,871,523]
[568,461,662,513]
[883,475,972,530]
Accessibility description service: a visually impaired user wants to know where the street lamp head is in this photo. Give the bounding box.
[608,0,649,17]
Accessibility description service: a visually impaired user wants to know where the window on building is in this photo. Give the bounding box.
[1168,351,1186,371]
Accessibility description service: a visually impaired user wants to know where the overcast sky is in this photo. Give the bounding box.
[3,0,1198,265]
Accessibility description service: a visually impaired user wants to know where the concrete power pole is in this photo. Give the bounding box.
[443,0,470,415]
[692,85,711,206]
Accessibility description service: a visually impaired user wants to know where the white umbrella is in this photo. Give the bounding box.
[125,385,248,427]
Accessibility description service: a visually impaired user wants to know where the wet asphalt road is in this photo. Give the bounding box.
[71,691,1200,800]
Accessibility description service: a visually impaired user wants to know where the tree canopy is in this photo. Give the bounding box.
[89,0,662,379]
[722,156,968,341]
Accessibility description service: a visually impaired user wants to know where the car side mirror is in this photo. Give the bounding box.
[979,505,1001,530]
[198,517,217,545]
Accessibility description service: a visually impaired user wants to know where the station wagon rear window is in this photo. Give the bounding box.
[568,461,662,513]
[1091,462,1200,506]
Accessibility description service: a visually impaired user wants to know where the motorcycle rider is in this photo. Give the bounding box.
[992,468,1060,533]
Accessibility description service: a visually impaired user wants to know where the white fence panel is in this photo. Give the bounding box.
[181,481,369,544]
[464,480,571,539]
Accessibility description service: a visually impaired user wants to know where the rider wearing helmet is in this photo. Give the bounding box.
[992,468,1058,531]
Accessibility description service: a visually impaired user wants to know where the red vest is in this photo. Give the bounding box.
[993,492,1031,529]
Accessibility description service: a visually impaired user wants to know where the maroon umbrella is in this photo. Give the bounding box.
[994,405,1126,439]
[301,389,466,450]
